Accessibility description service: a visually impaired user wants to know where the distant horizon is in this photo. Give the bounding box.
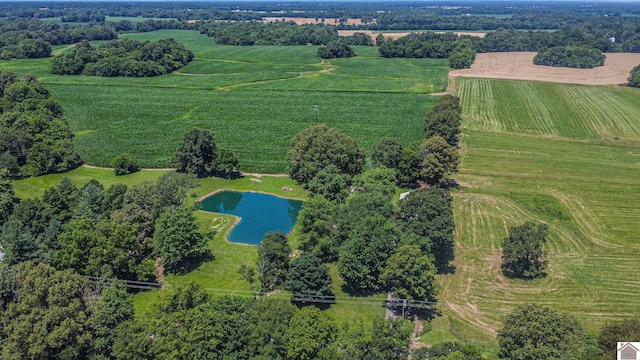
[6,0,640,3]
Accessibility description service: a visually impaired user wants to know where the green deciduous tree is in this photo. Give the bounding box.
[112,153,140,176]
[356,317,413,360]
[352,167,397,199]
[628,65,640,88]
[0,168,16,224]
[213,147,240,178]
[337,215,399,292]
[284,252,334,303]
[173,127,217,177]
[381,245,438,303]
[501,221,548,279]
[0,198,60,265]
[497,303,587,360]
[286,306,338,360]
[296,195,339,261]
[371,137,404,170]
[257,231,291,290]
[397,187,455,273]
[424,95,462,147]
[417,136,460,186]
[152,206,208,272]
[0,262,93,360]
[90,284,134,360]
[307,164,351,203]
[317,41,355,59]
[598,318,640,357]
[287,124,365,184]
[245,297,298,360]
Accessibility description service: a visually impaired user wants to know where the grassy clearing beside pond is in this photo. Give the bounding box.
[437,78,640,350]
[5,29,446,172]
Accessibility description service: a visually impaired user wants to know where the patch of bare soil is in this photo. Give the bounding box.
[450,52,640,85]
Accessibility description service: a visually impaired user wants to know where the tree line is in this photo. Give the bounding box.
[200,21,372,47]
[0,19,117,60]
[49,38,194,77]
[0,264,419,360]
[0,72,81,177]
[270,95,462,312]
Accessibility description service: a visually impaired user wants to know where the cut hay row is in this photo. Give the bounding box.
[460,78,640,142]
[445,77,640,342]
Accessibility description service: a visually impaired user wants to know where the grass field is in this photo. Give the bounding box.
[436,77,640,350]
[3,29,449,173]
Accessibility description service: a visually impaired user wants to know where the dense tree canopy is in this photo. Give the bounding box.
[257,231,291,290]
[287,124,365,184]
[284,252,334,303]
[380,245,439,303]
[50,38,193,77]
[371,137,404,170]
[533,46,605,69]
[173,127,217,177]
[285,306,337,360]
[629,65,640,88]
[0,19,116,60]
[501,221,549,279]
[338,215,400,292]
[397,187,455,273]
[398,136,460,187]
[0,262,93,360]
[317,40,355,59]
[598,318,640,356]
[498,303,588,360]
[0,72,81,177]
[307,164,351,203]
[152,206,208,272]
[213,147,240,179]
[424,95,462,147]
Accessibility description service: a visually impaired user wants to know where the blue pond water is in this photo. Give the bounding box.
[199,191,304,245]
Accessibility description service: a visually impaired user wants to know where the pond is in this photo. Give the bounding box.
[199,191,304,245]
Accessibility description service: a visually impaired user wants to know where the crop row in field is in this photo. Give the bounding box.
[459,77,640,141]
[5,30,448,172]
[441,78,640,344]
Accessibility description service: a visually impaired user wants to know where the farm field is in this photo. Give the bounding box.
[450,52,640,85]
[338,30,487,41]
[3,29,448,173]
[440,77,640,343]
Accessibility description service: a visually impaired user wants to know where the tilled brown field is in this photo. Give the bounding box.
[450,52,640,85]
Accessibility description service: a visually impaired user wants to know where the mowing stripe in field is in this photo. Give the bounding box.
[446,78,640,344]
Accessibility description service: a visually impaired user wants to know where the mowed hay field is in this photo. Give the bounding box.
[439,77,640,343]
[1,29,449,173]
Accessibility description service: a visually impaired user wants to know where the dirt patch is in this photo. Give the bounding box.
[450,52,640,86]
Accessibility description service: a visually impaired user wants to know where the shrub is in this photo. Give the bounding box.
[112,154,141,176]
[317,41,355,59]
[629,65,640,88]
